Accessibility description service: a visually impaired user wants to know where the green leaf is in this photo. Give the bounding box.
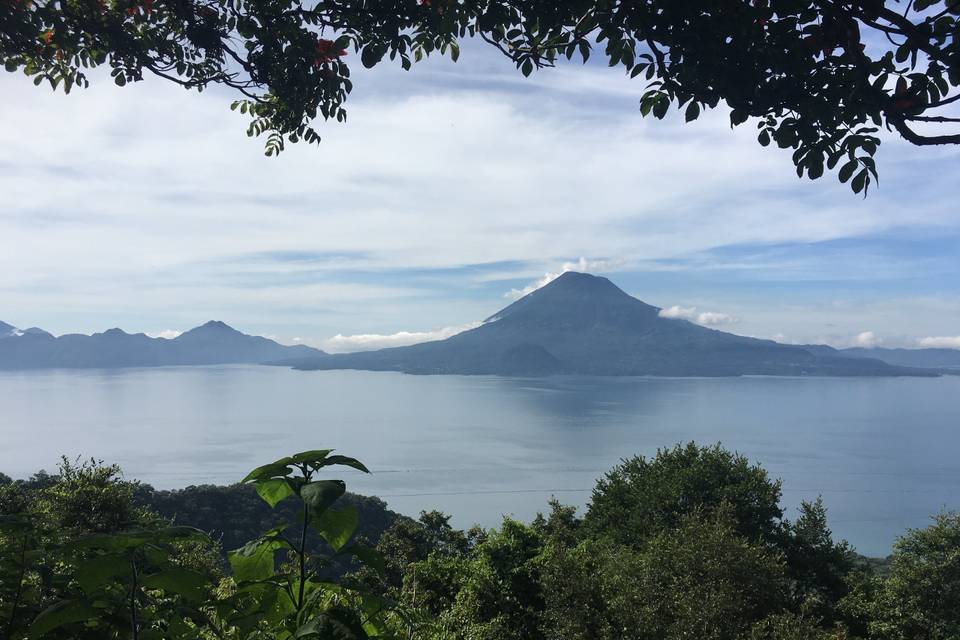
[652,96,669,119]
[321,455,370,473]
[300,480,346,514]
[29,600,97,639]
[254,478,295,508]
[68,532,150,551]
[758,130,770,147]
[851,169,868,194]
[312,507,359,551]
[290,450,334,466]
[729,109,749,126]
[140,567,209,602]
[838,159,858,183]
[685,102,700,122]
[228,537,285,582]
[361,44,382,69]
[75,553,130,594]
[241,458,293,483]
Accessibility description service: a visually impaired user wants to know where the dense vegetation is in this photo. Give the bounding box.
[2,443,958,639]
[3,0,960,191]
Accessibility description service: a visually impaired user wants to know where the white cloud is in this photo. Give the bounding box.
[852,331,882,348]
[695,311,738,326]
[917,336,960,349]
[147,330,182,340]
[505,257,625,299]
[0,51,958,340]
[658,305,738,327]
[659,305,697,320]
[320,322,482,353]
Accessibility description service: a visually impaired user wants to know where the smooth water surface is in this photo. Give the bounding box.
[2,366,958,556]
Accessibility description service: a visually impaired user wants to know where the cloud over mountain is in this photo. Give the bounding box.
[321,322,482,353]
[658,305,738,327]
[918,336,960,348]
[505,258,625,299]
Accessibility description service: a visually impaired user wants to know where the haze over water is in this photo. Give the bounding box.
[2,365,958,557]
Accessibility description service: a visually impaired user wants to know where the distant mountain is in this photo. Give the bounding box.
[0,321,18,338]
[0,320,324,370]
[803,344,960,369]
[290,272,934,377]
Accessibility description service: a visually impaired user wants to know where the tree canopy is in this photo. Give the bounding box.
[3,0,959,191]
[3,442,960,639]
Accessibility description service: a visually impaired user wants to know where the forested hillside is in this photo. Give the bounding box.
[2,444,957,639]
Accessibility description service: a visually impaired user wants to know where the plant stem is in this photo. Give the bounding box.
[130,558,139,640]
[297,499,309,611]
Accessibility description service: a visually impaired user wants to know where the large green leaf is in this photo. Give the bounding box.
[228,537,285,582]
[241,457,294,483]
[67,531,151,551]
[290,449,334,465]
[300,480,346,514]
[254,478,295,508]
[140,567,209,602]
[75,553,130,594]
[68,526,206,552]
[321,455,370,474]
[28,599,98,639]
[312,507,358,552]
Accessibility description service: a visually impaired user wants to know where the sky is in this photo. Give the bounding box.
[1,42,959,352]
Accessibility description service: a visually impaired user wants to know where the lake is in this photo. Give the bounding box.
[2,365,958,556]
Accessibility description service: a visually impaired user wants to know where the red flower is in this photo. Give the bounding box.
[314,38,347,66]
[893,98,917,111]
[41,30,54,44]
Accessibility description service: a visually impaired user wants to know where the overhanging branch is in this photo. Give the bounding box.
[889,116,960,145]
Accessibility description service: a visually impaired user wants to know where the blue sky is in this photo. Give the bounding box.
[0,42,958,351]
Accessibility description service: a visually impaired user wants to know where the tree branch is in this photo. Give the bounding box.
[927,93,960,108]
[905,114,960,123]
[888,116,960,145]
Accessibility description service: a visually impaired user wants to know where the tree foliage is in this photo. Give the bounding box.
[846,512,960,640]
[584,442,785,547]
[3,442,960,639]
[0,450,400,639]
[2,0,960,190]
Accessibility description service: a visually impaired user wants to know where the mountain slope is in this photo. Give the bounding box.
[0,321,18,338]
[291,272,932,377]
[803,344,960,369]
[0,320,324,370]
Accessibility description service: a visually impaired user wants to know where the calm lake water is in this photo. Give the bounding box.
[2,365,958,556]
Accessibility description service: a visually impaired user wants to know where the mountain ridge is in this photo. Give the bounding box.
[289,272,940,377]
[0,320,324,370]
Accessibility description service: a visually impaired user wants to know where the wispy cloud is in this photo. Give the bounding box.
[505,258,625,299]
[917,336,960,348]
[147,330,183,340]
[852,331,883,348]
[658,305,738,327]
[320,322,482,353]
